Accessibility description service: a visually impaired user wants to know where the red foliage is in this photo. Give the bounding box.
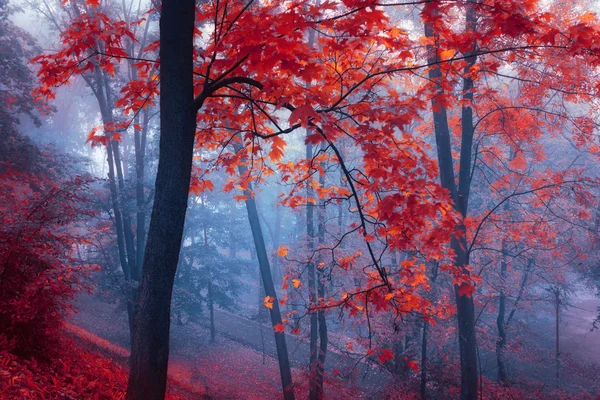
[0,133,97,359]
[0,336,127,399]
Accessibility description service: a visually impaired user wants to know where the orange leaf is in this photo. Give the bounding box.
[269,136,286,162]
[274,323,286,333]
[277,246,289,257]
[264,296,274,309]
[440,49,455,59]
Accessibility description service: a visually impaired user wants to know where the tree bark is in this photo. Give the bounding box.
[100,68,138,277]
[316,151,328,400]
[420,319,428,399]
[306,140,320,400]
[234,143,295,399]
[133,107,150,281]
[555,287,560,388]
[421,261,439,399]
[126,1,196,398]
[241,176,296,400]
[208,279,215,342]
[423,4,479,398]
[496,239,509,384]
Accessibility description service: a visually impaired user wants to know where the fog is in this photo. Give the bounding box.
[2,1,600,399]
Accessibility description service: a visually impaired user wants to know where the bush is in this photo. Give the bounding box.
[0,141,96,358]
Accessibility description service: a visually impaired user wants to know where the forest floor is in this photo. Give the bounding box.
[68,293,388,399]
[67,291,600,399]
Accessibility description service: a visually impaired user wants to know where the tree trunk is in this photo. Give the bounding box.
[234,143,295,399]
[423,4,479,398]
[229,201,237,258]
[133,108,150,281]
[496,151,513,385]
[306,140,320,400]
[316,150,328,399]
[420,318,428,399]
[421,260,439,399]
[242,181,295,400]
[106,142,131,282]
[126,1,196,398]
[208,279,215,342]
[496,240,509,384]
[452,240,478,400]
[202,203,215,342]
[100,67,138,277]
[113,138,138,276]
[555,287,560,388]
[273,203,282,282]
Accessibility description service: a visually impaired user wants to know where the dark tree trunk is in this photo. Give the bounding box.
[202,208,216,342]
[241,179,295,400]
[92,66,130,286]
[423,4,479,398]
[133,108,150,281]
[106,141,131,282]
[555,287,560,388]
[234,143,295,399]
[99,67,138,277]
[113,138,138,276]
[496,241,509,384]
[94,70,135,332]
[421,325,428,396]
[421,261,439,399]
[126,1,196,398]
[316,151,328,399]
[307,141,319,400]
[496,152,513,385]
[452,240,478,400]
[273,204,282,282]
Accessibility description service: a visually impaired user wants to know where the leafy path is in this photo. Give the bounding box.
[68,294,390,398]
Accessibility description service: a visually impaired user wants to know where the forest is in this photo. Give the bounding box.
[1,0,600,399]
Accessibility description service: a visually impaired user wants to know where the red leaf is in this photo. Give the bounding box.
[408,360,419,372]
[289,105,319,128]
[377,349,394,364]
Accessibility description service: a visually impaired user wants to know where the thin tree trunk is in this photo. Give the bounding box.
[420,319,428,399]
[496,150,513,385]
[235,144,295,400]
[421,261,439,399]
[133,107,150,281]
[423,4,479,398]
[242,179,295,399]
[229,201,237,258]
[555,287,560,388]
[202,204,215,342]
[126,1,197,398]
[306,140,319,400]
[100,68,138,277]
[273,204,282,282]
[316,143,328,399]
[208,279,215,342]
[92,67,131,289]
[496,240,509,384]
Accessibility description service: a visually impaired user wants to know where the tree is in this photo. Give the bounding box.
[31,1,600,399]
